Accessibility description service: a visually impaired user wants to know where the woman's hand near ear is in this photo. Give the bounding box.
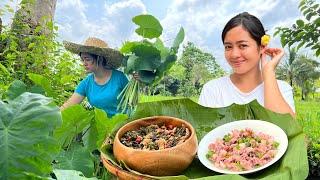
[261,47,285,76]
[261,47,295,118]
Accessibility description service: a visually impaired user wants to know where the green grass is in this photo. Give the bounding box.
[140,95,198,103]
[140,95,320,141]
[295,100,320,141]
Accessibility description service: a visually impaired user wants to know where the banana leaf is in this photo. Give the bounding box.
[102,98,308,180]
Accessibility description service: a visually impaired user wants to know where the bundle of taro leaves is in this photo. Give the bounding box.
[117,14,185,114]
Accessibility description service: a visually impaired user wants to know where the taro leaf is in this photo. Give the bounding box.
[82,119,98,153]
[54,143,94,178]
[120,41,141,54]
[0,92,61,179]
[4,80,27,100]
[54,105,94,148]
[132,43,160,59]
[132,44,161,71]
[29,85,47,95]
[105,99,308,180]
[154,38,170,61]
[154,54,177,84]
[95,110,128,148]
[28,73,56,98]
[132,14,163,39]
[134,56,161,71]
[171,27,185,53]
[121,41,153,54]
[83,110,128,152]
[124,54,138,74]
[53,169,98,180]
[138,70,157,84]
[23,172,53,179]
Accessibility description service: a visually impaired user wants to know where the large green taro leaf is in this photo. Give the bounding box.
[54,105,94,148]
[132,14,163,39]
[0,92,62,179]
[54,143,94,178]
[104,98,308,180]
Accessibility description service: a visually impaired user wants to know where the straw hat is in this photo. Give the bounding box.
[63,37,123,69]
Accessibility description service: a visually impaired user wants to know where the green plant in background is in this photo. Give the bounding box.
[0,1,83,105]
[177,42,225,97]
[118,14,185,114]
[274,0,320,56]
[277,54,320,100]
[296,100,320,177]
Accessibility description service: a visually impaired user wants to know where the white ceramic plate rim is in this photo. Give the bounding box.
[197,120,288,174]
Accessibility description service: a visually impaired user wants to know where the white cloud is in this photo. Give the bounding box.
[239,0,280,17]
[100,0,147,47]
[55,0,146,48]
[55,0,92,43]
[160,0,235,69]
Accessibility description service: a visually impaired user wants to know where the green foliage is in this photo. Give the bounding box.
[296,100,320,177]
[94,110,128,148]
[178,42,225,96]
[54,143,94,178]
[119,14,185,113]
[54,105,94,148]
[147,42,225,97]
[277,54,320,100]
[0,92,61,179]
[28,73,56,98]
[274,0,320,56]
[53,105,128,178]
[53,169,98,180]
[132,14,163,39]
[0,2,83,105]
[3,80,28,100]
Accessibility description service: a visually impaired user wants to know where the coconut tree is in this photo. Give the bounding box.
[276,47,298,87]
[293,55,320,100]
[277,52,320,100]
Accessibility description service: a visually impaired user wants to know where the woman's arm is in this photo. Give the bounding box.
[262,48,295,118]
[60,93,85,111]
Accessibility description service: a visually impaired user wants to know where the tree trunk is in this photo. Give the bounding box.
[11,0,57,38]
[7,0,57,82]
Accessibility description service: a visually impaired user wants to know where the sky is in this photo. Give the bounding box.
[0,0,317,71]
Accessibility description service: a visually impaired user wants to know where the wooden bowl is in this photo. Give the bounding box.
[113,116,198,176]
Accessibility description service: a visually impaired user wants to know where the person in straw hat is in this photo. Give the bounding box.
[60,37,129,117]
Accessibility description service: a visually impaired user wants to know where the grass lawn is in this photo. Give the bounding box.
[140,95,198,103]
[295,100,320,141]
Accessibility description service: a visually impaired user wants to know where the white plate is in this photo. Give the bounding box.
[197,120,288,174]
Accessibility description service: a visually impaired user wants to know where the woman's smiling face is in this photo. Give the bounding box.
[224,26,263,74]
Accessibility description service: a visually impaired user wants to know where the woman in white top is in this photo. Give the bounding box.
[199,12,295,118]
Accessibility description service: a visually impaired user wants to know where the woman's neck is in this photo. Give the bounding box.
[230,67,263,93]
[93,68,112,85]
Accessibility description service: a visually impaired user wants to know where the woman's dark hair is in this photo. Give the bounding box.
[221,12,266,46]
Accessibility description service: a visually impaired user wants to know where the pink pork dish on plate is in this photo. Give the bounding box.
[206,128,279,171]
